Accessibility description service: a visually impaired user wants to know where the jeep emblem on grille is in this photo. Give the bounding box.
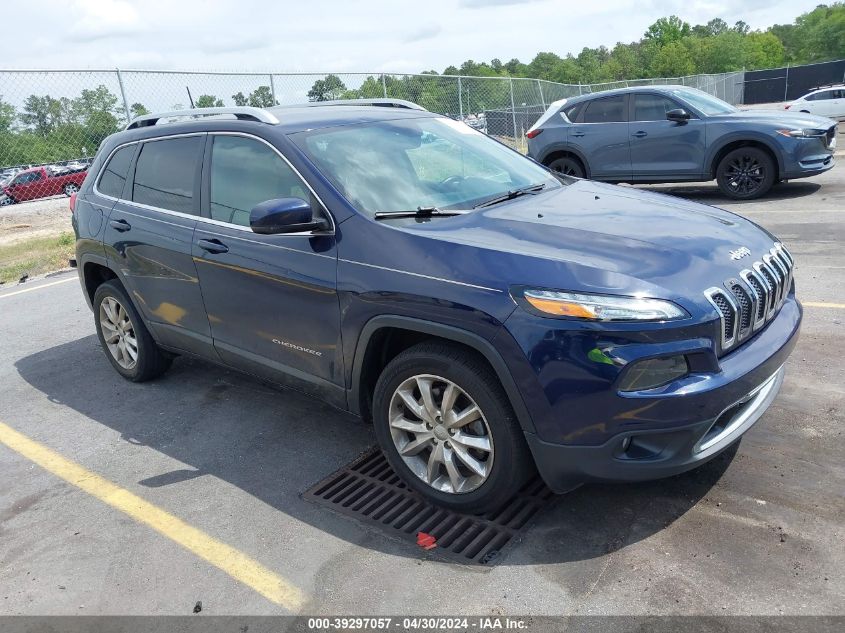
[729,246,751,260]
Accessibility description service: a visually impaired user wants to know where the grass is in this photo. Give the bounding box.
[0,232,75,285]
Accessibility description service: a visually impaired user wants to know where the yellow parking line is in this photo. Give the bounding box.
[0,420,305,610]
[803,301,845,309]
[0,276,76,299]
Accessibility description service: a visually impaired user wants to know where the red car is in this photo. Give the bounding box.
[1,165,87,204]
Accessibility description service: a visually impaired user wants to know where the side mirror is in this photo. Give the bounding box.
[667,108,691,123]
[249,198,328,235]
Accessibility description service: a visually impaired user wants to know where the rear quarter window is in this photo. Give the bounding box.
[97,145,135,198]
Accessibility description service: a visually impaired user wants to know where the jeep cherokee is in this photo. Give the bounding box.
[72,101,801,513]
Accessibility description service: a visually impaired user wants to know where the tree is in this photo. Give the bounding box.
[248,86,277,107]
[307,74,348,101]
[232,91,248,106]
[0,98,15,133]
[195,94,224,108]
[19,95,70,136]
[130,103,149,118]
[650,40,696,77]
[692,18,728,37]
[644,16,691,47]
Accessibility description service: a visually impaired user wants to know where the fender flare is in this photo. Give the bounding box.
[706,134,784,179]
[349,315,536,434]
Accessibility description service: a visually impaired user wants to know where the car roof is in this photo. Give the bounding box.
[566,84,690,105]
[101,103,440,151]
[267,104,438,134]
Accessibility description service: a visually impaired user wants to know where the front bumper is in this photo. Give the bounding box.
[526,365,785,492]
[504,295,801,493]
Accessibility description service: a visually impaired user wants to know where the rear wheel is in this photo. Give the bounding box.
[547,155,585,178]
[372,342,534,514]
[716,147,775,200]
[93,280,172,382]
[63,183,79,196]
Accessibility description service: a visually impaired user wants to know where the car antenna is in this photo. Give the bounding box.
[186,86,195,109]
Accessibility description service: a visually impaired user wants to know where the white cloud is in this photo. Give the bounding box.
[0,0,825,74]
[68,0,142,41]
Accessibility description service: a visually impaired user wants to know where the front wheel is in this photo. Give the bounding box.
[716,147,775,200]
[372,342,534,514]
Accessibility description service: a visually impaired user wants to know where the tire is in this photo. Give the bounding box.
[547,155,585,178]
[93,280,172,382]
[0,195,13,206]
[372,341,535,514]
[716,146,776,200]
[63,183,79,196]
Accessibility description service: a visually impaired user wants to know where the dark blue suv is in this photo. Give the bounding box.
[72,101,801,513]
[526,86,836,199]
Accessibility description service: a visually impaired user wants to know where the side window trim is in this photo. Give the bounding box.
[199,131,335,235]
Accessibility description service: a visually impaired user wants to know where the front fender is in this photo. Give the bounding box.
[349,315,537,434]
[705,132,785,178]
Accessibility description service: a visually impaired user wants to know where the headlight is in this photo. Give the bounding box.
[520,289,688,321]
[776,128,823,138]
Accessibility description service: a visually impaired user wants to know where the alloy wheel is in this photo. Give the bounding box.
[724,154,765,195]
[388,374,494,494]
[99,296,138,370]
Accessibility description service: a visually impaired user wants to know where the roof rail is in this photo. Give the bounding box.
[277,98,427,111]
[125,106,280,130]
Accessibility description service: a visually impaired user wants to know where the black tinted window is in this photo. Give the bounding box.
[582,96,626,123]
[563,102,582,122]
[209,136,309,227]
[132,137,202,214]
[98,145,134,198]
[632,94,679,121]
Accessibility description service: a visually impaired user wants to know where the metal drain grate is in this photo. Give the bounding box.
[303,447,554,565]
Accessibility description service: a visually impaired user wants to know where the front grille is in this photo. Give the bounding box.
[705,242,794,355]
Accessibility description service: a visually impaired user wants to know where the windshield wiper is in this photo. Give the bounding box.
[373,206,468,220]
[473,183,547,209]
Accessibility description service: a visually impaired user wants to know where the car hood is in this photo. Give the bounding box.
[716,109,835,128]
[390,180,780,304]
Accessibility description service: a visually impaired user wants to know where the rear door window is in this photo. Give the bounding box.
[97,145,135,198]
[581,95,627,123]
[132,136,203,214]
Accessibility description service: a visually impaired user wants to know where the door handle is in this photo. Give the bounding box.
[197,238,229,254]
[571,131,586,137]
[632,131,648,138]
[109,219,131,232]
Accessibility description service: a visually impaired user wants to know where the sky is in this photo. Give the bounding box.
[0,0,826,74]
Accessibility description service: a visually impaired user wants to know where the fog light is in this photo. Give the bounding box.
[618,355,689,391]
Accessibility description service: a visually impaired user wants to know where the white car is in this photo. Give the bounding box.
[786,86,845,120]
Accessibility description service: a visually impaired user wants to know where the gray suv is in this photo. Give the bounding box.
[526,86,836,199]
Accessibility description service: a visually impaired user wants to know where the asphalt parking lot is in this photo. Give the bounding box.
[0,166,843,618]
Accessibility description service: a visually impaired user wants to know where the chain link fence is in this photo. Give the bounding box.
[0,67,750,194]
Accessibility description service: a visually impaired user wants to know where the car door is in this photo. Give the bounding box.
[103,134,214,358]
[829,89,845,119]
[9,170,44,201]
[568,94,631,180]
[807,90,835,117]
[192,132,342,404]
[628,92,706,179]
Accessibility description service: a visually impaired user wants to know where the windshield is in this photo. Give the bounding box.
[292,116,561,217]
[669,88,738,116]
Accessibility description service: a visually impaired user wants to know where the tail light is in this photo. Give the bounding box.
[526,128,543,139]
[784,104,791,109]
[69,192,77,213]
